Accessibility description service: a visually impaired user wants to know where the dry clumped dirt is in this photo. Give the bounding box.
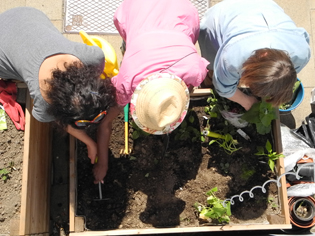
[0,112,24,234]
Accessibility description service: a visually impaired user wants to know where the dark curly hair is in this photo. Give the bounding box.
[46,61,116,129]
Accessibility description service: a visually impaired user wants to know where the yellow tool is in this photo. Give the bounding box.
[123,103,131,154]
[79,30,119,79]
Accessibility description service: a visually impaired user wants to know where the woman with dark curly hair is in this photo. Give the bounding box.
[0,7,116,180]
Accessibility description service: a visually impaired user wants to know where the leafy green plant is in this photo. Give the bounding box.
[0,168,10,181]
[255,140,284,171]
[131,120,150,140]
[204,92,219,118]
[240,164,256,181]
[205,89,246,119]
[268,197,279,210]
[194,187,231,224]
[203,129,241,155]
[174,110,203,143]
[0,162,16,182]
[220,162,230,174]
[241,100,277,135]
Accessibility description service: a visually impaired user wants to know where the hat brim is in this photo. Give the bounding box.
[130,73,190,135]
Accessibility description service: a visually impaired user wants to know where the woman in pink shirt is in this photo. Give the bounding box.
[94,0,209,183]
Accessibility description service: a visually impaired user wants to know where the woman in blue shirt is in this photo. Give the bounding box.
[198,0,311,110]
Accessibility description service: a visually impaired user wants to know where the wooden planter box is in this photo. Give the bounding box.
[11,93,52,236]
[68,113,292,235]
[13,94,291,235]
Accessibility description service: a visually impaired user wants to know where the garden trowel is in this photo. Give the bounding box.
[94,182,110,201]
[94,156,109,201]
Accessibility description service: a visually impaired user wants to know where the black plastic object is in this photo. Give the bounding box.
[291,121,314,148]
[306,115,315,146]
[290,113,315,148]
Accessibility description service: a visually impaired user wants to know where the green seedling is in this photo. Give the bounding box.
[205,93,219,118]
[205,89,246,120]
[174,110,202,143]
[268,197,278,210]
[220,163,230,174]
[255,140,284,171]
[194,187,231,224]
[240,164,256,181]
[0,168,10,181]
[203,129,241,155]
[131,120,150,140]
[241,100,277,135]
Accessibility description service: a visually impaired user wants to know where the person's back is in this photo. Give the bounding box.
[0,7,105,122]
[112,0,209,107]
[198,0,311,110]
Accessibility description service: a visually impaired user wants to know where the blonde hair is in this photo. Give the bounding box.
[241,48,297,106]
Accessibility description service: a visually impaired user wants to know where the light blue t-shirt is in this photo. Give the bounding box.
[198,0,311,98]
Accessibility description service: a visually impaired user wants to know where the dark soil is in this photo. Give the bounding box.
[76,99,283,230]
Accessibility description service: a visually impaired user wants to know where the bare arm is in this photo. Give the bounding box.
[94,105,122,183]
[228,88,258,111]
[66,125,97,163]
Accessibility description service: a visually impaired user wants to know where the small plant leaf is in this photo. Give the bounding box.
[189,115,194,124]
[255,146,265,155]
[265,140,272,153]
[132,130,140,140]
[268,159,275,172]
[209,140,216,145]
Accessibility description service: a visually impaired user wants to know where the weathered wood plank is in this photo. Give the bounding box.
[19,93,52,235]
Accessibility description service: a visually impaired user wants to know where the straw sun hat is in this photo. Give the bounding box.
[130,73,190,135]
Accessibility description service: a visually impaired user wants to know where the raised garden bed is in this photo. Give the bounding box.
[4,90,290,235]
[69,98,291,235]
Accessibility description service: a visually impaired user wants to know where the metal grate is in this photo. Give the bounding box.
[63,0,209,34]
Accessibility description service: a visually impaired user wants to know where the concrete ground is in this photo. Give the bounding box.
[0,0,314,235]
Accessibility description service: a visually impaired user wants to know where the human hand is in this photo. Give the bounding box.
[93,162,108,184]
[86,142,98,164]
[243,95,259,111]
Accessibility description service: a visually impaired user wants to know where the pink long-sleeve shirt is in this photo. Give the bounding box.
[111,0,209,106]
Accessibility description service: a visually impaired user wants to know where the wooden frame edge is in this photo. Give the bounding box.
[69,135,77,232]
[19,93,52,235]
[69,110,291,234]
[273,113,290,225]
[69,224,292,236]
[19,92,32,235]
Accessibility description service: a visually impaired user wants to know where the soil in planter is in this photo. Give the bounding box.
[76,99,283,230]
